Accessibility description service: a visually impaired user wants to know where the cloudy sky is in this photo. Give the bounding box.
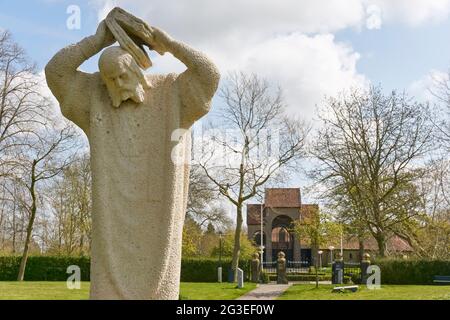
[1,0,450,202]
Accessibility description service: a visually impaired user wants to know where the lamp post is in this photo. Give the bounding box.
[260,204,264,271]
[318,250,323,270]
[328,246,335,266]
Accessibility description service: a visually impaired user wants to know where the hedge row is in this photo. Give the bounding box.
[0,256,90,281]
[374,259,450,285]
[0,256,249,283]
[1,257,448,284]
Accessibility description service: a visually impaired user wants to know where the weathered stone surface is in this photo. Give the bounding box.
[251,253,260,283]
[45,7,220,300]
[276,251,288,284]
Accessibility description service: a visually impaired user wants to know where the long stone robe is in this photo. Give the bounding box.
[45,35,220,300]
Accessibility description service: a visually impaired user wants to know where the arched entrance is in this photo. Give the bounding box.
[271,215,294,261]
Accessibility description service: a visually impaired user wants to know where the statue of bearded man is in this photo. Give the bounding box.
[45,8,220,300]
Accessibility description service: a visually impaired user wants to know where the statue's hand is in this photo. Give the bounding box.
[147,27,173,55]
[95,20,116,48]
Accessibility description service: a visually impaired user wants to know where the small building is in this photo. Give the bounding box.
[247,188,413,264]
[247,188,316,263]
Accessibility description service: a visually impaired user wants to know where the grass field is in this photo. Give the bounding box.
[0,282,257,300]
[279,284,450,300]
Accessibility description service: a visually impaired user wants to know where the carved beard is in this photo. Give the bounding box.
[107,82,146,108]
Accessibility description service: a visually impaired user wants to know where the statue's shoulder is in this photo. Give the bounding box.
[145,73,179,87]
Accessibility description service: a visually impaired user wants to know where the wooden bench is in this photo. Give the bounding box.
[433,275,450,285]
[332,285,359,293]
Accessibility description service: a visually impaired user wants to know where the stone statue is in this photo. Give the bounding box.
[276,251,288,284]
[251,253,261,283]
[45,7,220,300]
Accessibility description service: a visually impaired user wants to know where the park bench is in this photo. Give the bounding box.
[433,275,450,285]
[331,285,358,293]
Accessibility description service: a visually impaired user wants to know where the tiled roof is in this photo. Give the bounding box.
[265,188,301,208]
[321,236,413,252]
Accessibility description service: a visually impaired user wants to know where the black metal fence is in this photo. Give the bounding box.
[344,262,362,283]
[261,260,311,274]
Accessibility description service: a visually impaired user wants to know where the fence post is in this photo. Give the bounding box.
[332,252,344,284]
[217,267,222,283]
[361,253,371,285]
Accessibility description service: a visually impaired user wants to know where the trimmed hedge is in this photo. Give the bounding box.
[374,259,450,285]
[0,256,249,283]
[2,256,448,284]
[181,258,250,282]
[0,256,90,281]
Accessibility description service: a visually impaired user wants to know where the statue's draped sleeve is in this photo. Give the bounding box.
[45,36,103,134]
[170,41,221,128]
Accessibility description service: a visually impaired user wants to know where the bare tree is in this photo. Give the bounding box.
[45,153,92,255]
[15,124,79,280]
[0,31,46,179]
[429,71,450,151]
[312,87,433,257]
[197,72,309,280]
[412,158,450,259]
[187,165,231,230]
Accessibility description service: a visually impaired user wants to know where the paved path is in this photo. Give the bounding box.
[236,284,292,300]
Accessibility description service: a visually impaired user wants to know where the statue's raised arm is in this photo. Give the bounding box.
[151,26,221,127]
[45,21,115,132]
[104,7,220,127]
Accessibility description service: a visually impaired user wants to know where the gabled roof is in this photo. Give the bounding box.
[320,236,413,252]
[265,188,301,208]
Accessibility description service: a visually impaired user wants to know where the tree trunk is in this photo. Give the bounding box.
[358,238,365,261]
[17,203,36,281]
[374,233,386,258]
[231,204,243,282]
[17,161,37,281]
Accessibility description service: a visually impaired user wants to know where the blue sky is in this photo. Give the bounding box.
[1,0,450,203]
[1,0,450,94]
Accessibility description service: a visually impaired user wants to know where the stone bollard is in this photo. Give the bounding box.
[277,251,288,284]
[332,252,344,284]
[251,253,261,283]
[360,253,371,285]
[237,268,244,288]
[218,267,222,283]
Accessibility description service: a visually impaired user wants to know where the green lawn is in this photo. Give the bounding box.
[279,284,450,300]
[0,282,256,300]
[179,282,257,300]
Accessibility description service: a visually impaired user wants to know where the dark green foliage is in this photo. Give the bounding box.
[0,256,90,281]
[181,258,250,282]
[260,270,270,284]
[0,256,250,283]
[374,259,450,285]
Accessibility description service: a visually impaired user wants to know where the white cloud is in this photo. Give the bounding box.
[409,69,449,103]
[213,33,369,118]
[367,0,450,27]
[88,0,450,119]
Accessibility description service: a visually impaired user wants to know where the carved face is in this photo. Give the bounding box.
[99,47,150,108]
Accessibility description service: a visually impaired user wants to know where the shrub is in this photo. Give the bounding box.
[374,259,450,285]
[0,256,90,281]
[260,270,270,284]
[0,256,250,283]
